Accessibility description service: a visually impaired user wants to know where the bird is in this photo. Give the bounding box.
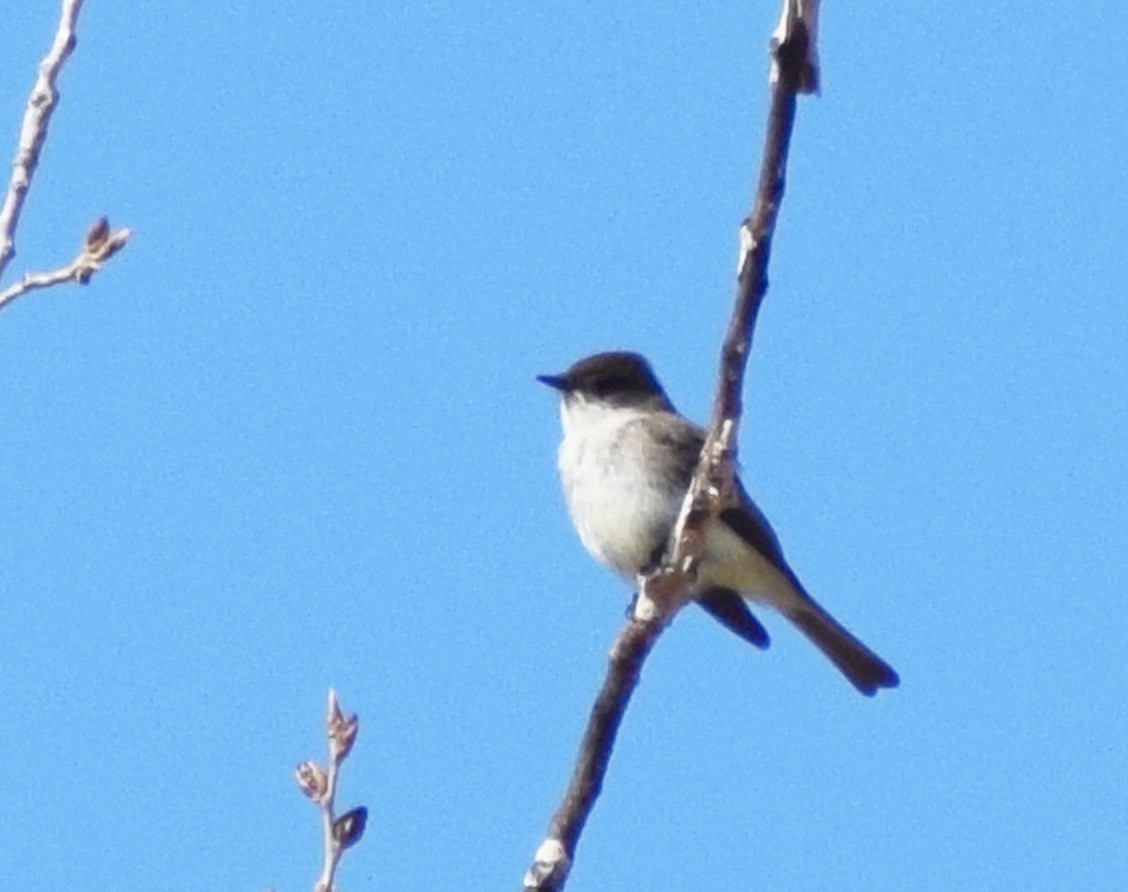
[538,350,899,696]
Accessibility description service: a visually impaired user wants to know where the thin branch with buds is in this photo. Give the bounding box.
[0,216,130,311]
[295,690,368,892]
[0,0,130,312]
[522,3,819,890]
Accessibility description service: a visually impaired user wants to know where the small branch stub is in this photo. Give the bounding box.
[771,0,820,93]
[523,838,570,891]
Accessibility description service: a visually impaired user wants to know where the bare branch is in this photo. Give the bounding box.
[0,0,130,310]
[522,615,666,891]
[672,0,817,565]
[0,0,84,279]
[295,690,366,892]
[523,3,819,888]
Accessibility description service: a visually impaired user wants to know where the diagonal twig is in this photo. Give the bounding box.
[523,4,819,890]
[673,0,818,565]
[0,216,131,311]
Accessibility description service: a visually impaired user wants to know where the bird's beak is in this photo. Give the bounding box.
[536,373,567,391]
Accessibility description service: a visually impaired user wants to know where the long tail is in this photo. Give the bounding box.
[710,501,900,695]
[786,600,899,696]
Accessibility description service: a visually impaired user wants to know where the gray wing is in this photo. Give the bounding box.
[643,415,777,650]
[720,481,793,580]
[648,412,792,576]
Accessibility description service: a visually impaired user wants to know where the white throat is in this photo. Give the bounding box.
[557,393,639,441]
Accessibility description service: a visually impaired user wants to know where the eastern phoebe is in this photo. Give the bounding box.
[538,351,899,696]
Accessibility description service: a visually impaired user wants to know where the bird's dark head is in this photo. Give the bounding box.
[537,351,672,411]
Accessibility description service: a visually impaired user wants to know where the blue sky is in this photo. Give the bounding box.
[1,3,1125,890]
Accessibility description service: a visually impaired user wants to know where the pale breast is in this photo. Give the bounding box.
[557,407,678,580]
